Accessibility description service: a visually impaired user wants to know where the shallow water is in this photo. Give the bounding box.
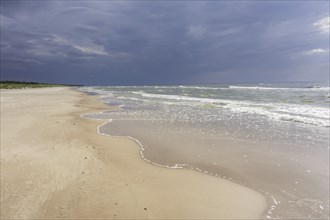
[80,83,329,219]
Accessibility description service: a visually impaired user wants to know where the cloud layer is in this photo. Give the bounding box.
[1,1,329,85]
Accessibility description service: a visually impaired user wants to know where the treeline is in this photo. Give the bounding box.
[0,81,83,89]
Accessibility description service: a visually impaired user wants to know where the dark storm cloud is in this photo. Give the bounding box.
[1,1,329,85]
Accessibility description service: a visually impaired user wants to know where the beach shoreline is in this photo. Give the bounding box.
[1,87,266,219]
[81,84,329,219]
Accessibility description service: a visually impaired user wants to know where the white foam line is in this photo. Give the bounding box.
[81,111,278,219]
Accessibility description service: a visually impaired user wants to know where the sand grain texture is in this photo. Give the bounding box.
[0,87,266,219]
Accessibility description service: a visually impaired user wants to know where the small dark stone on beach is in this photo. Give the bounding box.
[144,208,147,210]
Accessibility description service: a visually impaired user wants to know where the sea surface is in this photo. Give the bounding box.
[80,82,329,219]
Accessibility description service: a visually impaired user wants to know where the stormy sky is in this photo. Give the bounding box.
[1,1,329,85]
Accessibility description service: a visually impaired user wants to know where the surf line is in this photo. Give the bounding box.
[80,111,276,218]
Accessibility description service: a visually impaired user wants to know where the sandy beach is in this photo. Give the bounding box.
[0,87,267,219]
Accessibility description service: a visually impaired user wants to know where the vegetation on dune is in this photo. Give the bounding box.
[0,81,82,89]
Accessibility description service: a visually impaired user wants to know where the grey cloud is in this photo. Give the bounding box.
[1,1,329,85]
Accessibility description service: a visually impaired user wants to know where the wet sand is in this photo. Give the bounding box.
[0,87,266,219]
[97,115,329,219]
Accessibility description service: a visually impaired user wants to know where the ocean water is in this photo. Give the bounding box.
[80,82,329,219]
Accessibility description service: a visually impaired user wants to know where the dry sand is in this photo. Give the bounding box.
[0,87,266,219]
